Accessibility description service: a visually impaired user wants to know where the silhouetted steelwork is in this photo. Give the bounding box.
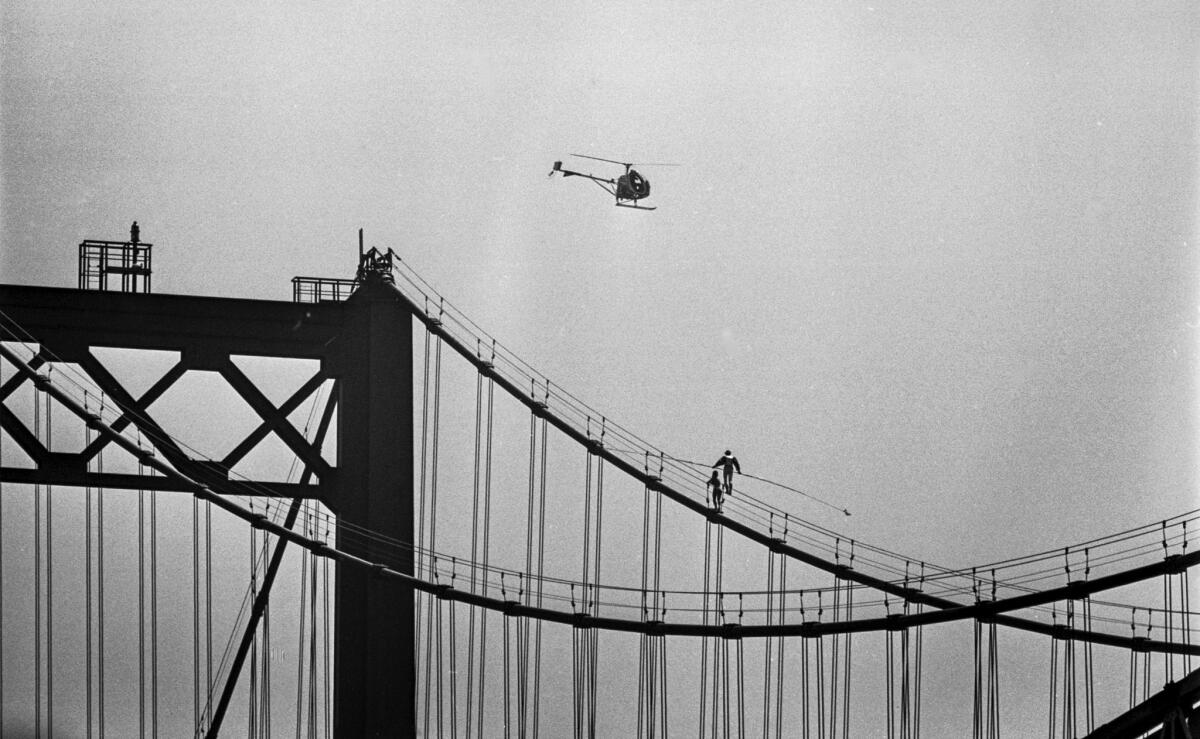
[292,276,359,303]
[2,239,417,737]
[78,222,152,293]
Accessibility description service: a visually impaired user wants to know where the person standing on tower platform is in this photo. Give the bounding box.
[713,450,741,496]
[130,221,140,244]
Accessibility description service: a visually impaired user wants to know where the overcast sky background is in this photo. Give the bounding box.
[3,1,1198,735]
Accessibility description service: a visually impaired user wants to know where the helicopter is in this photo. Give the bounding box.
[548,154,677,211]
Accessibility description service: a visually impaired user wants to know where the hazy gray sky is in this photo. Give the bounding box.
[3,1,1198,735]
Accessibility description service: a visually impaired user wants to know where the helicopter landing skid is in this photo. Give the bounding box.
[615,201,656,211]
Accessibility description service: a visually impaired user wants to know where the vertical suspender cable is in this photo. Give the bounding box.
[972,621,980,739]
[295,545,309,738]
[533,415,548,738]
[1127,609,1136,709]
[261,541,272,739]
[322,548,331,738]
[0,386,4,734]
[205,487,213,732]
[579,447,593,739]
[652,464,663,738]
[698,520,711,739]
[139,449,148,739]
[815,599,825,739]
[736,597,746,739]
[502,589,512,739]
[193,494,202,731]
[761,550,775,739]
[887,624,896,739]
[988,621,999,739]
[85,405,94,739]
[34,389,43,738]
[308,508,321,738]
[150,471,159,737]
[659,616,669,738]
[416,326,432,733]
[1064,622,1078,739]
[829,566,841,739]
[0,379,4,735]
[1047,611,1057,739]
[842,543,856,739]
[638,479,651,739]
[476,375,495,739]
[913,565,924,739]
[775,553,787,739]
[248,525,259,738]
[1082,596,1093,734]
[716,557,726,739]
[45,385,55,738]
[589,454,605,737]
[466,372,483,738]
[449,569,459,739]
[99,396,107,736]
[422,334,444,735]
[520,410,537,737]
[801,593,811,739]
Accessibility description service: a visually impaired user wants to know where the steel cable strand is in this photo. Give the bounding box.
[829,562,842,739]
[11,296,1132,619]
[986,618,998,739]
[450,589,460,739]
[465,371,483,738]
[33,386,43,738]
[718,540,729,739]
[1185,565,1194,674]
[698,521,712,739]
[284,394,326,739]
[99,399,108,736]
[887,612,896,739]
[578,447,594,737]
[14,338,1200,662]
[574,618,585,738]
[588,454,606,736]
[261,553,273,739]
[45,385,56,737]
[151,462,161,738]
[801,593,810,738]
[652,475,664,735]
[307,507,322,739]
[736,622,747,739]
[912,568,924,739]
[321,547,330,738]
[14,316,1195,633]
[475,372,497,739]
[0,377,4,736]
[85,397,96,739]
[761,549,775,738]
[502,606,512,739]
[638,478,652,739]
[295,544,309,739]
[248,527,260,738]
[774,554,787,739]
[417,327,434,737]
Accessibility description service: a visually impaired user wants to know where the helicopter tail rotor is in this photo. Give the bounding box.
[548,160,562,177]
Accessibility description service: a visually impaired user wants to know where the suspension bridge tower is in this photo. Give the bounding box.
[0,228,416,736]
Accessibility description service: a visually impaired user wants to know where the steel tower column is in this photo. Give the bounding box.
[330,277,415,737]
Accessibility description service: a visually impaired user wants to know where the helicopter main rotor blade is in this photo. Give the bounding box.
[569,153,633,168]
[636,162,681,167]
